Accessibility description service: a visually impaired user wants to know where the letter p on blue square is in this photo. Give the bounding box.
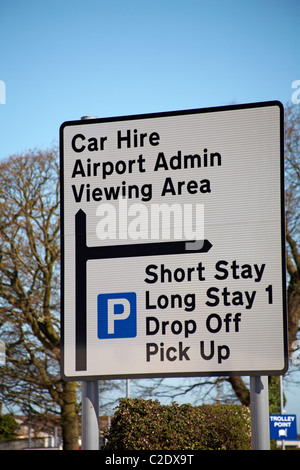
[98,292,137,339]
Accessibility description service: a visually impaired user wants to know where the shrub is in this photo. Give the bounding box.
[104,399,251,450]
[0,414,18,440]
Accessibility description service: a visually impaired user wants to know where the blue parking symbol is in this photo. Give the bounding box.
[98,292,137,339]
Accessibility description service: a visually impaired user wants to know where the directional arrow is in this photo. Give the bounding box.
[75,209,212,371]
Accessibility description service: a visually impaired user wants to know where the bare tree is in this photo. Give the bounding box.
[0,149,78,449]
[285,104,300,354]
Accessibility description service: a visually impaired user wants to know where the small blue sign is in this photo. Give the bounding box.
[269,414,297,440]
[98,292,137,339]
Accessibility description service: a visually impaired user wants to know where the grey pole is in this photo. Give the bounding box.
[250,375,270,450]
[82,381,99,449]
[126,379,130,398]
[280,375,285,450]
[80,116,99,451]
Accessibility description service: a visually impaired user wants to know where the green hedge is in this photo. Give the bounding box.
[0,414,18,440]
[104,398,251,450]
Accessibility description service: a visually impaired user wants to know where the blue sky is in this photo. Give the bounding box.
[1,0,300,432]
[0,0,299,159]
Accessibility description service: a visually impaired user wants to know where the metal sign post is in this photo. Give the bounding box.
[80,117,99,451]
[250,376,270,450]
[81,380,99,450]
[280,375,285,450]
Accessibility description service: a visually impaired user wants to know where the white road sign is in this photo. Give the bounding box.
[60,101,288,380]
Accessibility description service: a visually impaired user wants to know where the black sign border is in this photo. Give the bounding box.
[60,100,288,381]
